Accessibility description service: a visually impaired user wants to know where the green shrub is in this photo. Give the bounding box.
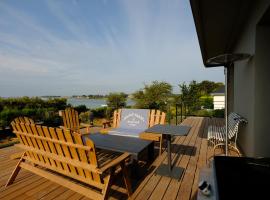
[0,97,67,128]
[199,96,213,109]
[79,111,90,123]
[74,105,88,114]
[0,108,20,127]
[193,109,213,117]
[0,97,66,110]
[91,107,107,118]
[213,109,225,118]
[43,114,62,127]
[21,108,36,117]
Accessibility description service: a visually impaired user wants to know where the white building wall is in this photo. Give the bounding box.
[213,96,225,110]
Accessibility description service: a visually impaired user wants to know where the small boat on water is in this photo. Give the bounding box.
[101,104,108,107]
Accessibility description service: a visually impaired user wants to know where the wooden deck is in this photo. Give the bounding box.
[0,117,233,200]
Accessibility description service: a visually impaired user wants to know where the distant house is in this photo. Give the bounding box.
[211,86,225,110]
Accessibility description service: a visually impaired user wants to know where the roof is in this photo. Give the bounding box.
[211,86,225,96]
[189,0,254,67]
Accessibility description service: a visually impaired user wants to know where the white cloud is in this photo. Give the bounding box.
[0,0,223,97]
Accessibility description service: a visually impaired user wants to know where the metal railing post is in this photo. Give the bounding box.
[168,104,171,125]
[181,102,183,122]
[175,104,178,125]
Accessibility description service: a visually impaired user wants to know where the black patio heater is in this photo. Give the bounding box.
[206,53,251,156]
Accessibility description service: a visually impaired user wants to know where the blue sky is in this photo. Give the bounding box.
[0,0,223,97]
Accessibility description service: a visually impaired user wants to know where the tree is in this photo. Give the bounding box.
[178,80,222,114]
[106,92,127,110]
[198,80,224,95]
[179,81,201,114]
[132,81,172,111]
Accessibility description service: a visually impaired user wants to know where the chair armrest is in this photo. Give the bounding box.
[99,127,113,134]
[140,132,161,142]
[99,152,130,173]
[80,123,93,128]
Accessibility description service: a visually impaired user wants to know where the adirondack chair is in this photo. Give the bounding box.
[102,109,166,155]
[7,121,132,200]
[59,107,92,135]
[10,117,35,160]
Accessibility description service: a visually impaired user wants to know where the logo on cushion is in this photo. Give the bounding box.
[123,113,145,127]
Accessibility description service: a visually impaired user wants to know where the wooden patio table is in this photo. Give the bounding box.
[145,124,191,179]
[83,133,154,161]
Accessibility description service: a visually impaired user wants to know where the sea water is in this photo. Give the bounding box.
[67,98,134,109]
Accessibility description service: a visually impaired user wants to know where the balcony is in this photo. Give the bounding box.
[0,117,238,200]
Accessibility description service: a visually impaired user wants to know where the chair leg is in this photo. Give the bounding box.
[102,172,113,200]
[5,155,25,187]
[228,144,241,156]
[213,143,226,155]
[207,143,225,164]
[121,162,132,197]
[159,135,163,156]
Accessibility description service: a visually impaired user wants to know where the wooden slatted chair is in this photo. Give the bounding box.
[102,109,166,156]
[59,107,92,135]
[208,112,247,156]
[10,117,35,160]
[6,122,132,200]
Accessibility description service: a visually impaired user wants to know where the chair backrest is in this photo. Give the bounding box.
[148,109,166,127]
[11,121,105,190]
[13,116,35,124]
[228,112,247,139]
[60,108,80,133]
[112,109,166,128]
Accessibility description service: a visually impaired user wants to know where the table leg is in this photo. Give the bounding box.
[167,134,171,172]
[155,134,184,180]
[148,142,155,161]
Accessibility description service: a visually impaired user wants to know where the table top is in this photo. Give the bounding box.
[83,133,153,159]
[145,124,191,136]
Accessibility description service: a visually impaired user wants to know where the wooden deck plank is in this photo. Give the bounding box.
[131,119,192,200]
[135,117,198,200]
[0,173,38,193]
[0,171,32,188]
[175,118,206,200]
[0,177,46,199]
[67,192,85,200]
[51,189,77,200]
[190,118,209,200]
[147,118,200,200]
[162,117,203,200]
[23,180,60,199]
[162,117,202,199]
[37,186,68,199]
